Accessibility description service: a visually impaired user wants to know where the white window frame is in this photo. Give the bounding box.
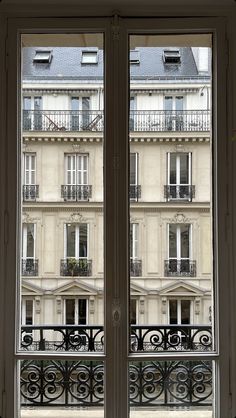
[64,223,89,259]
[22,223,36,260]
[130,223,138,260]
[167,152,192,187]
[65,153,88,186]
[64,298,88,325]
[130,152,138,186]
[168,223,192,261]
[168,298,193,325]
[24,153,36,186]
[2,16,230,418]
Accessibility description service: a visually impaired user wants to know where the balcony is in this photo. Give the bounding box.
[22,185,39,201]
[164,184,195,201]
[130,109,210,132]
[60,258,92,276]
[20,324,212,409]
[165,259,196,277]
[22,109,210,132]
[21,258,38,276]
[130,259,142,276]
[61,184,92,201]
[130,185,141,201]
[23,109,103,131]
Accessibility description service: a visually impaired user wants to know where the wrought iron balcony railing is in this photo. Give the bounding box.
[130,259,142,276]
[22,185,39,201]
[21,258,38,276]
[129,185,141,201]
[61,184,92,201]
[164,184,195,201]
[23,109,103,131]
[20,325,212,407]
[21,324,212,353]
[60,258,92,276]
[165,259,196,277]
[22,109,210,132]
[129,109,210,132]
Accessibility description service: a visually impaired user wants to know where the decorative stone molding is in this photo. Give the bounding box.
[89,296,95,314]
[139,297,145,315]
[195,297,200,315]
[35,296,41,314]
[22,212,40,223]
[161,297,167,314]
[169,213,190,224]
[56,296,62,314]
[69,212,86,223]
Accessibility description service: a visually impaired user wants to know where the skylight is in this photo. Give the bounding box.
[163,49,181,64]
[81,51,98,64]
[33,50,52,64]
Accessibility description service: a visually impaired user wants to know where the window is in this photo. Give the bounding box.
[130,152,140,201]
[81,50,98,64]
[130,299,137,325]
[21,299,34,326]
[166,152,194,201]
[65,299,87,325]
[62,154,91,201]
[163,49,181,64]
[169,299,191,325]
[61,224,91,276]
[130,223,141,276]
[33,50,52,63]
[71,96,90,130]
[23,95,42,130]
[23,153,39,201]
[166,224,196,276]
[164,95,184,131]
[22,224,38,276]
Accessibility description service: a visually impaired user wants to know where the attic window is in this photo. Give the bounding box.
[130,50,140,64]
[33,50,52,64]
[81,51,98,64]
[163,49,181,64]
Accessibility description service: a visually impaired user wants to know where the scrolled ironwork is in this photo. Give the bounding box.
[60,258,92,276]
[164,185,196,201]
[164,259,196,277]
[21,258,38,276]
[23,185,39,201]
[61,185,92,201]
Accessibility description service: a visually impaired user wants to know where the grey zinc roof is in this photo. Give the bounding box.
[22,46,208,81]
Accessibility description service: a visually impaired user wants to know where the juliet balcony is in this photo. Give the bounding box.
[60,258,92,276]
[130,259,142,276]
[165,259,196,277]
[61,184,92,201]
[23,109,210,132]
[22,185,39,201]
[164,184,196,201]
[21,258,39,276]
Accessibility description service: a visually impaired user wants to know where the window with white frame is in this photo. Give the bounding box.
[23,95,42,130]
[81,51,98,64]
[22,223,38,276]
[166,152,194,201]
[62,154,91,201]
[164,95,184,131]
[65,298,87,325]
[23,153,39,201]
[130,223,141,277]
[130,152,140,201]
[166,224,196,277]
[65,223,88,259]
[71,96,90,130]
[169,299,192,325]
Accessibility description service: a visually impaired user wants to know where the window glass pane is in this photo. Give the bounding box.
[65,299,75,324]
[25,300,33,325]
[130,153,136,185]
[66,224,75,257]
[169,224,177,258]
[78,299,87,324]
[26,224,34,258]
[180,224,189,258]
[181,300,191,324]
[180,153,189,184]
[169,153,176,184]
[169,299,177,324]
[79,224,87,257]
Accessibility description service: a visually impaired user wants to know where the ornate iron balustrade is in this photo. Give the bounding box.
[20,324,212,408]
[21,325,104,351]
[60,258,92,276]
[23,109,104,132]
[21,259,38,276]
[130,185,141,201]
[164,185,195,201]
[22,109,210,132]
[165,259,196,277]
[130,259,142,276]
[61,184,92,201]
[129,109,210,132]
[23,185,39,201]
[21,324,211,352]
[130,324,212,352]
[21,359,212,407]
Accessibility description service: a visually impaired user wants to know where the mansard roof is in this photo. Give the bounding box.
[22,46,210,82]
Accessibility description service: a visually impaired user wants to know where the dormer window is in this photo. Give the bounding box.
[163,49,181,64]
[33,50,52,64]
[81,51,98,64]
[130,50,140,64]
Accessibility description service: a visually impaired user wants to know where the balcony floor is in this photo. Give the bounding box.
[21,408,212,418]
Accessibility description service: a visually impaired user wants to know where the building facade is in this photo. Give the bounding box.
[21,45,212,343]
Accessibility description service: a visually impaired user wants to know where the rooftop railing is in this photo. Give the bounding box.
[22,109,210,132]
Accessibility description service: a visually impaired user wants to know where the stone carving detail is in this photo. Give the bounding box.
[69,213,85,223]
[170,213,189,224]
